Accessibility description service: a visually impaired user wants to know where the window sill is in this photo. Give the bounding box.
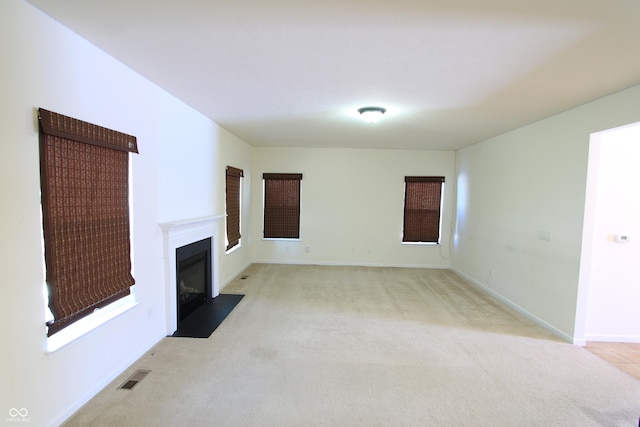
[401,242,440,246]
[225,243,242,255]
[262,238,301,241]
[46,294,138,356]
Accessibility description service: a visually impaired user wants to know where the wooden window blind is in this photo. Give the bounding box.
[225,166,243,251]
[402,176,445,243]
[38,108,139,336]
[263,173,303,239]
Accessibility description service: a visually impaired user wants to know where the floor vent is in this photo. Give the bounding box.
[119,370,151,390]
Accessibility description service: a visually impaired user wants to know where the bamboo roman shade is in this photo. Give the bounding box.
[225,166,243,251]
[38,108,138,336]
[263,173,302,239]
[402,176,445,243]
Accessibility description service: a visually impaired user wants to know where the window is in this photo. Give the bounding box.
[38,108,138,336]
[225,166,243,251]
[263,173,303,239]
[402,176,445,244]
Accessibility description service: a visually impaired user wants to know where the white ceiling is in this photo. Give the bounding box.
[28,0,640,150]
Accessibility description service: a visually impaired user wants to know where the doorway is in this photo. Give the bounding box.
[576,121,640,343]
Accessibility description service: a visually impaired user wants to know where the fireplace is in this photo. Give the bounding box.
[160,216,223,335]
[176,238,212,323]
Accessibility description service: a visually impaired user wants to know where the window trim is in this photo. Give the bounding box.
[46,294,138,355]
[225,166,244,252]
[402,176,445,244]
[38,108,138,337]
[262,173,303,239]
[44,159,138,352]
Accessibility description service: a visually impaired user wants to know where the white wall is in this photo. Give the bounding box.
[156,93,254,290]
[453,84,640,342]
[219,127,254,286]
[251,147,456,268]
[581,123,640,341]
[157,101,219,222]
[0,1,252,425]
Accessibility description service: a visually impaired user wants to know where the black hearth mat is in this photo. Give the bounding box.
[171,294,244,338]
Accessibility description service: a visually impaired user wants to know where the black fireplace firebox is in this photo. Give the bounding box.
[176,237,212,323]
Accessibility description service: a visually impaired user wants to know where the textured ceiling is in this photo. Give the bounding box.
[28,0,640,150]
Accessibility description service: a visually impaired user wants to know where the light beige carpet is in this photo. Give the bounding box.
[64,264,640,426]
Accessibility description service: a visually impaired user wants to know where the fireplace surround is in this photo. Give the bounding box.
[160,216,223,335]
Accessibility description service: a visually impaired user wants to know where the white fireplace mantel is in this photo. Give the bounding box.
[160,215,224,335]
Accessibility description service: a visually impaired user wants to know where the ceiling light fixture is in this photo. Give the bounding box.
[357,106,386,123]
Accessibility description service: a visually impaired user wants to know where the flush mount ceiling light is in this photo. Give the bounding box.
[357,106,387,123]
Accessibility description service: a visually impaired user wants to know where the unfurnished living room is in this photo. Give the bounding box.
[2,1,640,426]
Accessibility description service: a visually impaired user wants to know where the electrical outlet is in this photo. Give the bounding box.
[538,230,552,242]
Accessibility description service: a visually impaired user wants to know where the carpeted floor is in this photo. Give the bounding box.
[63,264,640,426]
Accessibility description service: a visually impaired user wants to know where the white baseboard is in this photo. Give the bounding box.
[250,259,450,269]
[449,268,575,344]
[584,334,640,343]
[220,261,253,289]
